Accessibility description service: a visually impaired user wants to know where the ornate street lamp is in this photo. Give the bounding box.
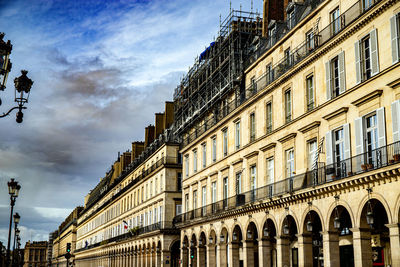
[0,33,12,92]
[232,231,238,241]
[283,207,290,235]
[208,236,213,244]
[263,227,270,238]
[333,196,341,229]
[219,234,225,243]
[0,70,33,122]
[366,188,374,227]
[246,229,252,239]
[306,202,313,232]
[6,179,20,267]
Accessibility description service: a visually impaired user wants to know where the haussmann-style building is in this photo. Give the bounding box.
[74,102,183,267]
[174,0,400,266]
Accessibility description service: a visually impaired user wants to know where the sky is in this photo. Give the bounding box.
[0,0,263,248]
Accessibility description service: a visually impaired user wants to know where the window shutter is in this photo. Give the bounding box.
[377,107,386,147]
[355,117,364,154]
[355,41,361,84]
[390,15,399,64]
[343,123,351,159]
[370,29,379,76]
[325,61,332,100]
[325,131,333,165]
[392,100,400,142]
[339,51,346,93]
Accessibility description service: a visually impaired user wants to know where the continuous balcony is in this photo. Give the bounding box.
[174,141,400,225]
[181,0,382,149]
[75,221,178,253]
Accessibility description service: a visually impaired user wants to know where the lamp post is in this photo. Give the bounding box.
[6,178,20,266]
[12,227,20,266]
[0,33,34,123]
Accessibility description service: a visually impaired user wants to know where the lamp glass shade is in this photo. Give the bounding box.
[199,240,203,246]
[209,237,213,244]
[366,211,374,225]
[246,230,252,239]
[232,232,237,241]
[263,228,269,237]
[283,224,290,235]
[333,216,341,229]
[14,184,21,197]
[220,235,225,243]
[306,220,313,232]
[14,213,20,224]
[8,179,16,195]
[190,241,194,247]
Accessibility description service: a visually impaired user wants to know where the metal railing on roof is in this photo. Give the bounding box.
[174,141,400,224]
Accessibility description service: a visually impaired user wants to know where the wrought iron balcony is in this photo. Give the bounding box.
[175,141,400,224]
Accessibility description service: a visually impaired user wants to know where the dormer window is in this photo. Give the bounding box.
[287,3,296,29]
[268,21,277,46]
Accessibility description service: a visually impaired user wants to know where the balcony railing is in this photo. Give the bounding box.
[75,221,177,253]
[174,141,400,224]
[181,0,381,149]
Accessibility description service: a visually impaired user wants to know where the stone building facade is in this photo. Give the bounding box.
[24,241,48,267]
[175,0,400,266]
[74,103,182,267]
[50,207,83,267]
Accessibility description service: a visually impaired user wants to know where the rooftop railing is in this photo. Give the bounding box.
[174,140,400,224]
[180,0,381,149]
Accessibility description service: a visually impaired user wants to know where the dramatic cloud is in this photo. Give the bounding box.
[0,0,262,248]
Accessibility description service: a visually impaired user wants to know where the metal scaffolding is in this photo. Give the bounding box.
[173,9,262,142]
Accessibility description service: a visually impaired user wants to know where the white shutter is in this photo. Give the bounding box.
[338,51,346,93]
[325,131,333,165]
[355,117,364,173]
[392,100,400,142]
[377,107,386,147]
[370,29,379,76]
[390,15,399,64]
[325,61,332,100]
[355,41,361,84]
[343,123,351,159]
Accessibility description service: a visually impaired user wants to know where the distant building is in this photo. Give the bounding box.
[50,207,83,267]
[0,241,6,267]
[23,241,48,267]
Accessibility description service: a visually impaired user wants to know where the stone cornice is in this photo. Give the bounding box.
[298,121,321,133]
[322,107,349,121]
[277,133,297,143]
[244,151,259,159]
[260,143,277,152]
[351,90,383,107]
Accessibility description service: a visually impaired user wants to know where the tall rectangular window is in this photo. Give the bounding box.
[202,143,206,168]
[286,148,295,178]
[267,158,274,184]
[193,149,197,173]
[390,13,400,63]
[211,182,217,203]
[185,155,189,177]
[330,56,340,98]
[193,190,197,210]
[362,0,373,10]
[306,75,314,111]
[250,166,257,191]
[202,186,207,207]
[365,113,378,164]
[251,76,257,93]
[266,64,273,84]
[177,172,182,191]
[306,30,315,51]
[308,140,318,169]
[222,129,228,156]
[334,128,345,163]
[288,10,295,29]
[330,7,340,34]
[185,194,189,212]
[285,89,292,123]
[175,204,182,216]
[285,48,291,66]
[223,177,228,200]
[361,35,372,81]
[212,137,217,162]
[150,181,153,197]
[266,102,272,133]
[235,172,242,194]
[235,121,241,149]
[250,112,256,142]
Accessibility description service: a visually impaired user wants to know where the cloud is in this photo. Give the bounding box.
[0,0,263,248]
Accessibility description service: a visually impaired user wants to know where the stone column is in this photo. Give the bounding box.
[276,236,290,267]
[322,231,340,267]
[243,240,254,267]
[351,228,372,267]
[217,243,227,267]
[152,250,156,267]
[197,246,206,267]
[206,244,216,267]
[156,251,161,267]
[297,233,313,267]
[181,247,188,267]
[258,238,272,267]
[228,241,240,267]
[386,223,400,267]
